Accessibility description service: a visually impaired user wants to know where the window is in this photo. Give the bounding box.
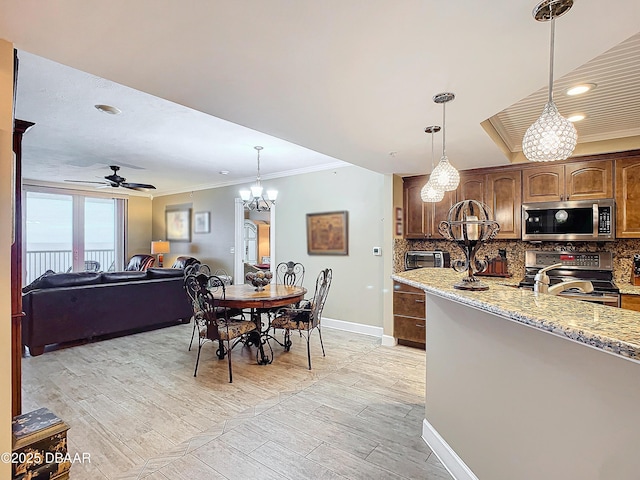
[24,188,126,285]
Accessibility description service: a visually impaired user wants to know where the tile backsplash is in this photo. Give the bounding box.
[394,238,640,287]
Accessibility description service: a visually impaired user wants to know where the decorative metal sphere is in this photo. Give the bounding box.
[522,101,577,162]
[430,156,460,191]
[439,200,499,244]
[420,179,444,203]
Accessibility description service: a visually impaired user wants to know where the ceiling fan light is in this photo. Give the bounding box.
[431,156,460,191]
[522,101,577,162]
[421,180,445,202]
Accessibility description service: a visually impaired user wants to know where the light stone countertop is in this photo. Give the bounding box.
[618,284,640,295]
[393,268,640,363]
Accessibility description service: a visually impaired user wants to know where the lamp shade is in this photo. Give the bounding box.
[151,240,170,254]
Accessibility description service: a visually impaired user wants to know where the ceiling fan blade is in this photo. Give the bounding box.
[122,182,156,190]
[64,179,109,185]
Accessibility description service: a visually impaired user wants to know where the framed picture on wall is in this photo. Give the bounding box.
[166,208,191,242]
[194,211,210,234]
[306,210,348,255]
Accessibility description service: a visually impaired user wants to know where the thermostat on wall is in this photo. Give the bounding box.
[373,247,382,256]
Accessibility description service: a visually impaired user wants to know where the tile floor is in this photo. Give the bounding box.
[21,322,452,479]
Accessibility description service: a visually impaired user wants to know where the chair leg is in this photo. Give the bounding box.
[194,342,203,377]
[306,334,312,370]
[283,330,292,352]
[226,340,233,383]
[317,326,326,357]
[189,320,196,351]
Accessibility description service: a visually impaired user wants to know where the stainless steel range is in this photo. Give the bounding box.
[518,250,620,307]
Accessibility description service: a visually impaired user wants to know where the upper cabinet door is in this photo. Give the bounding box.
[485,171,522,239]
[522,165,564,203]
[457,173,486,203]
[615,158,640,238]
[429,189,457,239]
[403,175,428,238]
[564,160,613,201]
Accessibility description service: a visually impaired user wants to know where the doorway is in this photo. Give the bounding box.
[234,200,276,285]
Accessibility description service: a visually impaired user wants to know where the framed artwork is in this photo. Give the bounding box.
[194,211,210,234]
[306,210,348,255]
[166,208,192,242]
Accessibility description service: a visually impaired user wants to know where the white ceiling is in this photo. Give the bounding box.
[1,0,639,197]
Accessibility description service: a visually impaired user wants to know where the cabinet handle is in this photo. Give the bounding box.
[415,299,425,303]
[416,324,425,328]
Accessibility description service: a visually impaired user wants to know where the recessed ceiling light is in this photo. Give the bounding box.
[566,84,597,96]
[219,170,230,175]
[94,104,121,115]
[567,114,586,122]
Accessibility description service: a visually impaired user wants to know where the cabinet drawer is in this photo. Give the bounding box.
[393,291,426,319]
[394,316,426,344]
[393,281,424,294]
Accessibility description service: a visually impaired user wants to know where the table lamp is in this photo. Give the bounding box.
[151,240,170,267]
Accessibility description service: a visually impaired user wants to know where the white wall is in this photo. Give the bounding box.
[0,39,14,479]
[427,294,640,480]
[153,165,388,328]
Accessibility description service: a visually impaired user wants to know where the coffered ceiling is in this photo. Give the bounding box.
[1,0,639,196]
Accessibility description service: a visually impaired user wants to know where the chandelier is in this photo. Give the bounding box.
[239,146,278,211]
[421,125,444,203]
[430,93,459,191]
[522,0,577,162]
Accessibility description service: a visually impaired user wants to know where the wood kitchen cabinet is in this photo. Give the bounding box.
[393,281,426,348]
[403,175,456,239]
[458,170,522,239]
[615,157,640,238]
[621,294,640,312]
[522,160,613,203]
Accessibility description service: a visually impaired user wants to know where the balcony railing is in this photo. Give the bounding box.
[24,249,116,286]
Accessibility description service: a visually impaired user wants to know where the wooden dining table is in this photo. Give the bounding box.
[214,283,307,364]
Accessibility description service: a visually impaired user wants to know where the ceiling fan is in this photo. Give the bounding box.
[65,165,156,191]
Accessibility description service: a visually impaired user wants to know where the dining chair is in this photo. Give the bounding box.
[275,261,305,288]
[189,274,257,382]
[271,268,332,369]
[184,268,239,351]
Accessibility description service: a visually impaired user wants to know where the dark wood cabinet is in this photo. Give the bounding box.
[621,294,640,312]
[403,175,456,239]
[522,160,612,203]
[486,170,522,239]
[615,157,640,238]
[393,281,425,348]
[458,171,521,239]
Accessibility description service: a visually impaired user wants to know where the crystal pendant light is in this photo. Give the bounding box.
[421,125,444,203]
[430,93,459,191]
[522,0,577,162]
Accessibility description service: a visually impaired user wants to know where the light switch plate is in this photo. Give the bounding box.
[373,247,382,256]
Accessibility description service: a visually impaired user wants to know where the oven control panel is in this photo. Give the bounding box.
[525,251,613,271]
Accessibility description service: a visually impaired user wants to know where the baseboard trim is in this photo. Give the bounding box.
[322,317,383,338]
[381,334,397,346]
[422,419,479,480]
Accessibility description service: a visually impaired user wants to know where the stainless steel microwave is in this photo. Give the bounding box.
[522,199,615,242]
[404,251,451,270]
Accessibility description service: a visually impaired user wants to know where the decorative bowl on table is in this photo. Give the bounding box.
[246,270,273,291]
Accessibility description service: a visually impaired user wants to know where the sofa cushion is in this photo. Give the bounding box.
[23,272,103,292]
[22,270,55,293]
[101,271,148,283]
[146,268,185,278]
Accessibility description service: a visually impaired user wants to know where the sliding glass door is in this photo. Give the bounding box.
[24,188,126,285]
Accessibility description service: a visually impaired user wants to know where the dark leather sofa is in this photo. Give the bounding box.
[22,268,193,356]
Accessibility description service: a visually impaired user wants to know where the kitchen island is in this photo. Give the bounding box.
[393,268,640,480]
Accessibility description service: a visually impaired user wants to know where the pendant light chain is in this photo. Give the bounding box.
[548,15,555,103]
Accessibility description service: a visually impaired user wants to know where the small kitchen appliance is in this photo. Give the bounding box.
[519,250,620,307]
[404,250,450,270]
